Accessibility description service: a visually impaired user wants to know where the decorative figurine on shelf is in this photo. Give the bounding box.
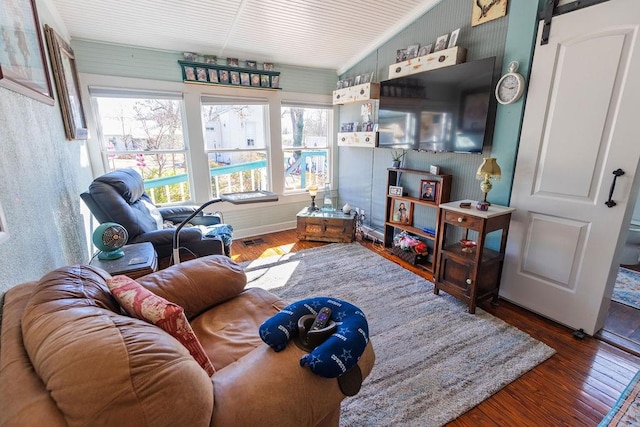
[342,202,351,214]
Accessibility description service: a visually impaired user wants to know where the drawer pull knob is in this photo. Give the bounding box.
[466,278,472,285]
[457,217,464,223]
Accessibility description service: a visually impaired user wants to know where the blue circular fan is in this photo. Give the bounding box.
[92,222,128,260]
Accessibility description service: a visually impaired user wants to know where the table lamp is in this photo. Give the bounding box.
[307,185,319,211]
[476,157,502,207]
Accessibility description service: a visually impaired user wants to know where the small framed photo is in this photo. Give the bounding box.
[230,71,240,84]
[406,44,420,59]
[184,66,196,80]
[183,52,198,61]
[263,62,274,71]
[196,67,208,82]
[246,60,257,69]
[389,186,403,196]
[203,55,217,64]
[208,69,219,83]
[396,48,408,63]
[429,165,440,175]
[418,44,433,57]
[420,180,438,203]
[227,57,239,66]
[271,75,280,88]
[448,28,461,48]
[362,72,371,83]
[261,74,271,87]
[389,199,413,225]
[219,69,230,84]
[434,34,449,52]
[354,75,361,85]
[250,73,261,86]
[240,72,250,85]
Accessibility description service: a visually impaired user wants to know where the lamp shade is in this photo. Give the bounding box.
[308,185,318,197]
[476,158,502,180]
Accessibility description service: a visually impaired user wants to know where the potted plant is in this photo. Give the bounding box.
[391,149,406,168]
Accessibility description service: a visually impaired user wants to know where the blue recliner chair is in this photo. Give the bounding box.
[81,169,232,260]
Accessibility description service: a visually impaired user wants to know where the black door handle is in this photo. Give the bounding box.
[605,168,625,208]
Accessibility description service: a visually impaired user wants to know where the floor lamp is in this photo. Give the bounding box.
[172,190,278,264]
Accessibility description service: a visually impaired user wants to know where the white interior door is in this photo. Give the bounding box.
[501,0,640,336]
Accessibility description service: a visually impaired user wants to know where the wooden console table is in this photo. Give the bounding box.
[434,200,515,313]
[296,208,356,243]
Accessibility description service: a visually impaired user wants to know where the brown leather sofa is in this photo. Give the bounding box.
[0,256,375,426]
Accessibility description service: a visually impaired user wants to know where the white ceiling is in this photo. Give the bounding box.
[49,0,442,74]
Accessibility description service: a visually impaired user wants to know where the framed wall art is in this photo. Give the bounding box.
[44,25,88,140]
[472,0,508,27]
[0,201,8,245]
[0,0,54,105]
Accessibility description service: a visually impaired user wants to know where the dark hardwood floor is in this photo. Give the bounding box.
[232,230,640,426]
[598,263,640,357]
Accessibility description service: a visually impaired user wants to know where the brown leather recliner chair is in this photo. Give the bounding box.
[0,256,375,426]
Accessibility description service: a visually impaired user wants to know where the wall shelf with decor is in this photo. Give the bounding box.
[334,82,380,148]
[388,46,467,80]
[178,60,281,89]
[384,167,452,275]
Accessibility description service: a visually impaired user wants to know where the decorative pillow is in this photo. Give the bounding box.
[107,275,215,376]
[259,297,369,378]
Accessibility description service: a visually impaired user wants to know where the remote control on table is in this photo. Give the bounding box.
[310,307,332,331]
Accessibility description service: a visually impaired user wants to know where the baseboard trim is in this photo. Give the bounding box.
[231,221,296,240]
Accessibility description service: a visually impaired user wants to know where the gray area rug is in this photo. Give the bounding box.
[244,243,555,426]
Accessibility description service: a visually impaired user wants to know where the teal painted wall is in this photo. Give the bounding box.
[337,0,544,233]
[0,0,95,295]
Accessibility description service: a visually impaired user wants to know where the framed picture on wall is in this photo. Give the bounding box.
[0,0,54,105]
[43,25,88,140]
[0,201,8,245]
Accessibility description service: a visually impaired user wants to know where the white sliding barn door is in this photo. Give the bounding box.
[501,0,640,335]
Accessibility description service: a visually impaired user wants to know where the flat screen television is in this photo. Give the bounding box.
[377,57,497,153]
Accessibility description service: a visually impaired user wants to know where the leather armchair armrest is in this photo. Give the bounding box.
[136,256,246,318]
[210,341,375,426]
[129,228,202,246]
[159,206,222,226]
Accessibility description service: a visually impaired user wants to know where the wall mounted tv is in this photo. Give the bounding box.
[377,57,497,153]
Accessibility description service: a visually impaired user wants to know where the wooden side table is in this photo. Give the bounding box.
[90,242,158,279]
[296,208,356,243]
[434,200,515,313]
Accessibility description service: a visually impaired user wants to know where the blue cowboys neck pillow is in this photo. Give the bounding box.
[259,297,369,378]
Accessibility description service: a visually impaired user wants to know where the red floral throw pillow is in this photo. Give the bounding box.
[107,275,215,376]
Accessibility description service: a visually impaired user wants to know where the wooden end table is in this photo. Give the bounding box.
[90,242,158,279]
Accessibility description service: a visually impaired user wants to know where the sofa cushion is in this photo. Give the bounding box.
[107,275,215,376]
[0,282,66,426]
[136,255,247,319]
[190,287,285,371]
[21,265,214,426]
